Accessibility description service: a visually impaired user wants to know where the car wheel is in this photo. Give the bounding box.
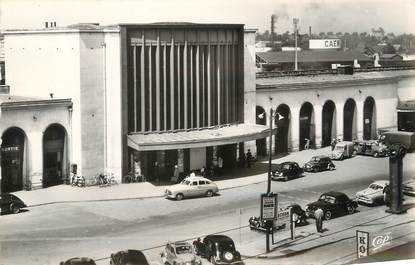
[284,176,288,181]
[176,193,184,201]
[324,210,332,220]
[329,164,335,171]
[313,167,318,173]
[11,205,20,214]
[374,152,379,158]
[206,190,213,197]
[347,206,355,214]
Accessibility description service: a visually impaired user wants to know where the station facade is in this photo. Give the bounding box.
[1,22,415,193]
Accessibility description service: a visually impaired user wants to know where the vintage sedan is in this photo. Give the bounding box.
[194,235,243,265]
[110,250,149,265]
[271,162,303,181]
[303,156,335,173]
[161,241,202,265]
[60,257,96,265]
[356,180,389,205]
[305,191,358,220]
[165,176,219,200]
[0,193,27,215]
[353,140,388,157]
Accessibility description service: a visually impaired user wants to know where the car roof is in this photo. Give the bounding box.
[204,235,234,243]
[170,241,192,247]
[321,191,347,197]
[371,180,389,185]
[184,176,211,181]
[312,155,329,159]
[280,161,297,165]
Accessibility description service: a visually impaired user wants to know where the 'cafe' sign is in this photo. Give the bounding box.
[309,39,341,49]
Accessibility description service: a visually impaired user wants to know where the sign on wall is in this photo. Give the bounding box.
[261,193,278,220]
[309,39,341,49]
[356,230,370,258]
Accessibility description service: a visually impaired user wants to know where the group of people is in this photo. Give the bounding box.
[239,149,254,168]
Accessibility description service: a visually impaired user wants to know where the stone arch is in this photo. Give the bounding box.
[43,123,69,188]
[322,100,337,147]
[299,102,315,150]
[363,96,377,140]
[343,98,357,141]
[275,104,291,154]
[1,127,28,193]
[256,106,267,156]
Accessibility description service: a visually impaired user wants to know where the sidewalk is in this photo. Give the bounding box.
[240,198,415,264]
[13,147,332,207]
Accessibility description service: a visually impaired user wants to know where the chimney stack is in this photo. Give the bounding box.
[309,26,312,37]
[271,15,276,48]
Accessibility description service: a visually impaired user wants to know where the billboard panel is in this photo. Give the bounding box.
[309,39,341,49]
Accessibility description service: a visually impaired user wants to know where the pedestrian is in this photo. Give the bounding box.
[246,149,253,168]
[314,207,324,233]
[331,138,337,152]
[200,166,206,177]
[172,165,179,183]
[154,161,159,182]
[218,156,223,174]
[304,138,310,150]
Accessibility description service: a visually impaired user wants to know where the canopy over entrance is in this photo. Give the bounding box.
[127,123,272,151]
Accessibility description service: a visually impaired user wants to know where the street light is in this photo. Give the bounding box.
[258,107,284,253]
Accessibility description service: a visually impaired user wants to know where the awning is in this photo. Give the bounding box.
[127,123,272,151]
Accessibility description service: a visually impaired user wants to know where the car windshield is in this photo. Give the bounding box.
[310,157,320,162]
[335,146,344,150]
[175,245,192,254]
[369,184,383,190]
[319,195,336,204]
[283,164,290,170]
[181,180,191,185]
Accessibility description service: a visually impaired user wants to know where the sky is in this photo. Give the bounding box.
[0,0,414,34]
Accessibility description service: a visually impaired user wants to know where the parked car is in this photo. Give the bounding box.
[403,178,415,196]
[249,203,308,232]
[60,257,96,265]
[356,180,389,205]
[165,176,219,200]
[329,141,355,160]
[305,191,358,220]
[271,162,303,181]
[303,156,335,172]
[161,241,202,265]
[0,193,27,215]
[110,250,149,265]
[353,140,388,157]
[193,235,243,265]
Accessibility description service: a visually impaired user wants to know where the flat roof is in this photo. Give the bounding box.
[128,123,271,151]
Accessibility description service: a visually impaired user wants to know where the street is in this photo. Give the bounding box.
[1,151,414,265]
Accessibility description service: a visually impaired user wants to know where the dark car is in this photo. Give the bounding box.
[0,194,27,215]
[249,203,308,231]
[353,140,388,157]
[60,257,96,265]
[271,162,304,181]
[194,235,243,265]
[110,250,149,265]
[303,156,335,173]
[305,191,358,220]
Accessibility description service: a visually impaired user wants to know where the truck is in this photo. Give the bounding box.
[330,141,355,160]
[380,131,415,152]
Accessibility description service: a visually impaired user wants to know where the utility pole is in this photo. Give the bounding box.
[271,15,276,49]
[293,18,299,71]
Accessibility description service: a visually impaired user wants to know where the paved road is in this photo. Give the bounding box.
[0,153,414,265]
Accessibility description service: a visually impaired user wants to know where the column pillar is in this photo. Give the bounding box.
[314,104,323,148]
[290,106,300,151]
[28,131,43,189]
[0,138,2,192]
[356,99,364,140]
[336,101,344,141]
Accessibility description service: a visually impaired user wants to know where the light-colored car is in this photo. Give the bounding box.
[161,241,202,265]
[329,141,355,160]
[356,180,389,205]
[165,176,219,200]
[403,178,415,196]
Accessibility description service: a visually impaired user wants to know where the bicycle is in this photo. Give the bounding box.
[96,173,118,187]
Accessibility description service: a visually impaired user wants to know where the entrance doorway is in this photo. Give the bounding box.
[299,102,315,150]
[343,98,357,141]
[363,97,377,140]
[322,100,336,147]
[43,124,67,188]
[1,127,26,193]
[256,106,267,156]
[275,104,291,154]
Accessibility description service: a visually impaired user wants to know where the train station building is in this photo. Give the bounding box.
[1,22,415,193]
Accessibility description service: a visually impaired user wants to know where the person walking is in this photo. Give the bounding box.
[154,161,159,182]
[172,165,179,183]
[218,156,224,174]
[304,138,310,150]
[331,138,337,152]
[246,149,253,168]
[314,207,324,233]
